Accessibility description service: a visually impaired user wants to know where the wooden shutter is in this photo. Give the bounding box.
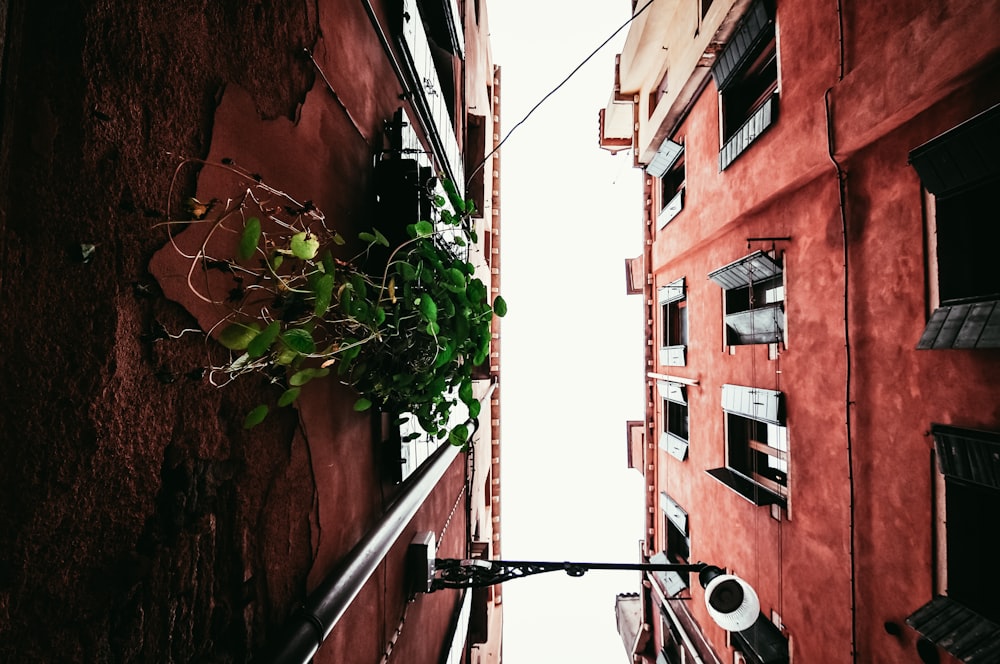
[917,301,1000,349]
[647,139,683,178]
[708,250,782,290]
[721,384,784,425]
[909,103,1000,200]
[907,596,1000,664]
[719,93,778,171]
[932,423,1000,490]
[710,0,774,91]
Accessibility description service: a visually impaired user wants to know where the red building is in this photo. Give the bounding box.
[604,1,1000,662]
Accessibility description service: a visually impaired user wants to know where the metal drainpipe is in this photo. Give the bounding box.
[263,439,462,663]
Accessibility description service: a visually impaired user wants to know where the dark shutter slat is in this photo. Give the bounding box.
[935,304,970,348]
[908,596,1000,663]
[909,103,1000,198]
[918,302,1000,349]
[953,301,993,348]
[931,424,1000,490]
[917,307,949,349]
[978,304,1000,347]
[711,0,773,90]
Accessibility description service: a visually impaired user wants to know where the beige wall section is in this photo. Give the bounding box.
[601,0,755,162]
[465,3,502,661]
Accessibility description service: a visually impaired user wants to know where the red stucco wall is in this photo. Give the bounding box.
[646,0,1000,661]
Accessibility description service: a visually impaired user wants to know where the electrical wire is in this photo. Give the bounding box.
[466,0,661,186]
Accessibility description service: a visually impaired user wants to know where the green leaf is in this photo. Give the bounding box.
[275,348,299,365]
[332,232,346,246]
[414,220,434,237]
[459,379,474,406]
[441,179,467,214]
[448,423,470,446]
[313,273,335,316]
[468,400,481,419]
[270,254,284,270]
[373,228,390,247]
[247,321,280,359]
[321,250,336,276]
[278,387,301,407]
[358,231,377,244]
[446,267,466,288]
[289,366,330,386]
[354,397,373,412]
[243,405,269,429]
[281,328,316,354]
[493,295,508,317]
[397,262,417,282]
[238,217,261,260]
[418,295,438,322]
[290,231,320,260]
[434,342,455,369]
[219,323,260,351]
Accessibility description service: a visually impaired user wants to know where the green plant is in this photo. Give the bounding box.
[161,160,505,444]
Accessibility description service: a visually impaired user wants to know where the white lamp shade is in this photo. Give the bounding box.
[703,573,761,632]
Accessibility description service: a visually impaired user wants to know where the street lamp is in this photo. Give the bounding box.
[408,532,761,633]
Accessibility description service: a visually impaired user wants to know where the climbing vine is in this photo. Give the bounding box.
[159,159,505,445]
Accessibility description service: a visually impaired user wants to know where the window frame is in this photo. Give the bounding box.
[658,149,686,228]
[706,384,788,508]
[711,0,779,170]
[911,103,1000,350]
[658,381,689,462]
[659,278,688,365]
[650,493,692,599]
[708,251,785,347]
[906,424,1000,658]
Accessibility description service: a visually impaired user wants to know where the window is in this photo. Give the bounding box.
[730,613,790,664]
[708,251,785,346]
[906,424,1000,659]
[395,0,464,184]
[647,139,685,227]
[657,611,684,664]
[659,151,686,228]
[650,67,669,117]
[662,493,690,563]
[658,381,689,461]
[711,0,778,170]
[650,493,691,597]
[910,103,1000,349]
[706,384,787,507]
[726,413,788,497]
[659,278,687,365]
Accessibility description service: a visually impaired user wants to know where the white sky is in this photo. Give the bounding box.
[487,2,646,661]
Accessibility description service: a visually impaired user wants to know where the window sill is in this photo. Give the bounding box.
[706,467,786,507]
